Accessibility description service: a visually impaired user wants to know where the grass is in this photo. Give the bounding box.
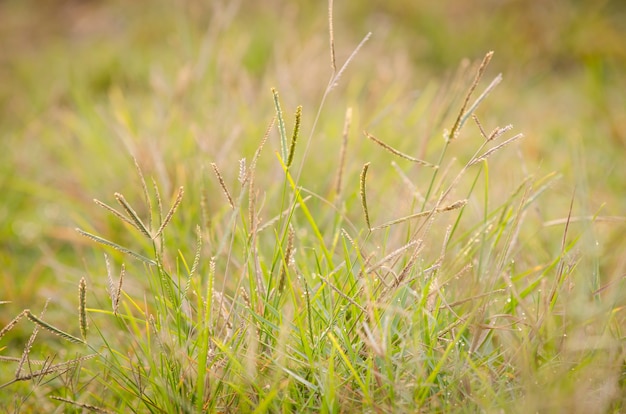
[1,0,625,412]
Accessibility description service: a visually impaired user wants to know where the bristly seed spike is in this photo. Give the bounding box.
[360,162,372,231]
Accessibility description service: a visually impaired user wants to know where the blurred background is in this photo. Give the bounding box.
[1,0,625,365]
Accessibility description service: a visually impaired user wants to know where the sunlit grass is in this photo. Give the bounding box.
[1,0,625,412]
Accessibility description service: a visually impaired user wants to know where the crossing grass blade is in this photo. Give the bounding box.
[75,228,157,265]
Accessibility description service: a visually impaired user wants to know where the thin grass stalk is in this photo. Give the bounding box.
[372,200,466,230]
[114,192,152,238]
[421,53,494,211]
[133,156,153,231]
[13,354,97,382]
[294,31,370,186]
[391,161,424,203]
[459,73,503,131]
[248,118,273,233]
[317,274,366,313]
[364,132,437,168]
[379,241,424,298]
[75,228,156,265]
[272,88,288,161]
[153,186,184,239]
[93,199,138,230]
[189,225,202,280]
[16,301,48,378]
[473,114,489,140]
[328,32,372,91]
[448,51,494,141]
[335,107,352,195]
[211,163,235,209]
[360,163,371,231]
[278,226,295,293]
[0,310,27,341]
[547,191,577,314]
[469,133,524,166]
[365,240,419,273]
[25,310,85,344]
[50,396,111,414]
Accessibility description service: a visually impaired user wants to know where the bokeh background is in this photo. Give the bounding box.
[1,0,625,407]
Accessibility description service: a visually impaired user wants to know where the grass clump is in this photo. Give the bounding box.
[1,1,625,413]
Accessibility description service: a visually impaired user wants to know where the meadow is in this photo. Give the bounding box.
[1,1,625,412]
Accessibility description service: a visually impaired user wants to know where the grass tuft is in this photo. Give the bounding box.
[1,2,624,412]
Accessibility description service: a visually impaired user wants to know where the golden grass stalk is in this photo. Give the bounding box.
[78,277,88,341]
[114,192,152,238]
[211,163,235,209]
[364,132,438,168]
[114,264,124,315]
[448,51,494,141]
[287,105,302,168]
[25,310,85,344]
[372,199,467,231]
[93,199,138,230]
[472,114,489,140]
[75,228,156,265]
[153,186,184,239]
[360,162,371,231]
[469,133,524,166]
[328,0,336,71]
[472,114,513,142]
[0,356,40,364]
[238,158,247,184]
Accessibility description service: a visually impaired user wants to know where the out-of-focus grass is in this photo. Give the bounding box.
[0,0,625,412]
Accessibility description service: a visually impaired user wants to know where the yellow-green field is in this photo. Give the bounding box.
[1,1,625,412]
